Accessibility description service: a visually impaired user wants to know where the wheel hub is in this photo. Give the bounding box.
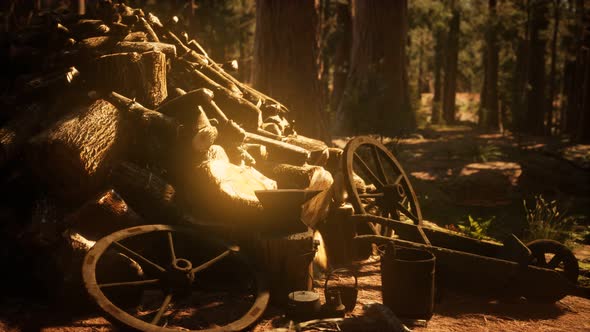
[166,258,195,290]
[381,184,406,203]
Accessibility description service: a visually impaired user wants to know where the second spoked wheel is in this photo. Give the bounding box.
[343,136,423,236]
[82,224,269,331]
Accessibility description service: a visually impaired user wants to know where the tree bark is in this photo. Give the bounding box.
[431,29,445,125]
[93,51,168,109]
[525,0,549,135]
[480,0,499,130]
[546,0,560,135]
[512,0,530,132]
[251,0,328,140]
[443,4,460,124]
[336,0,414,135]
[329,1,351,115]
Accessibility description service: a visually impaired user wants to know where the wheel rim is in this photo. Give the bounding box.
[527,239,579,284]
[82,224,269,332]
[343,136,423,233]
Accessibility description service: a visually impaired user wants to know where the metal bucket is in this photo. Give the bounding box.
[381,245,435,320]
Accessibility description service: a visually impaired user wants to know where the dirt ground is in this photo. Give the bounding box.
[2,253,587,332]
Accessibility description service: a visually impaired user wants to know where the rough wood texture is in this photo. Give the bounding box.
[172,59,262,130]
[244,132,310,165]
[64,189,142,241]
[94,51,167,108]
[109,161,179,223]
[0,103,43,169]
[28,99,130,201]
[188,145,277,224]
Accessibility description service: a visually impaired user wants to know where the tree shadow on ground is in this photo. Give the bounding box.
[433,290,571,321]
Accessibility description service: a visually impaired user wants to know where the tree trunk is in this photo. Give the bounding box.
[512,0,530,132]
[443,5,460,124]
[329,1,351,115]
[546,0,560,135]
[336,0,414,135]
[479,48,488,127]
[481,0,499,130]
[251,0,328,140]
[563,0,586,138]
[431,29,445,125]
[525,0,549,135]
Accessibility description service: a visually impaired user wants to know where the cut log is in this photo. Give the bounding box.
[16,66,80,99]
[283,134,328,152]
[67,19,110,39]
[114,41,176,58]
[156,88,214,124]
[172,59,262,130]
[105,91,181,142]
[187,145,277,224]
[28,99,131,202]
[138,17,159,42]
[243,144,268,163]
[0,103,44,169]
[109,161,180,223]
[93,51,167,108]
[262,122,282,136]
[122,31,148,42]
[64,189,142,241]
[244,132,310,165]
[77,38,176,59]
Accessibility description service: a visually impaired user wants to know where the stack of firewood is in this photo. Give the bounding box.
[0,2,342,300]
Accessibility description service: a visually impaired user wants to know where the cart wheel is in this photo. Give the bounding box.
[343,136,423,237]
[527,239,579,283]
[82,224,269,332]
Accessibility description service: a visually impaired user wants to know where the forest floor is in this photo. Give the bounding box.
[1,94,589,331]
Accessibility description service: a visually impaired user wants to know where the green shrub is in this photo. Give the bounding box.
[522,195,574,243]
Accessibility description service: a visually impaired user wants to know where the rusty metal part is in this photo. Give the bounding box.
[526,239,579,302]
[347,215,579,302]
[82,224,269,331]
[356,233,577,302]
[254,189,322,234]
[342,137,423,234]
[287,290,321,321]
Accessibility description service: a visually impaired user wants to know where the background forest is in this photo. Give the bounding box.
[3,0,589,141]
[115,0,590,142]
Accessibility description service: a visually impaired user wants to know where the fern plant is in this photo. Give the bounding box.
[452,215,494,240]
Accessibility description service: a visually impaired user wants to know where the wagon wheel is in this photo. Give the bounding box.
[82,224,269,332]
[343,136,422,237]
[527,239,579,283]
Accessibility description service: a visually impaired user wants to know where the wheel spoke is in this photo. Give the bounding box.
[393,174,403,185]
[533,251,547,266]
[359,193,384,198]
[99,278,160,289]
[371,145,388,184]
[354,152,385,188]
[192,249,233,274]
[393,201,419,223]
[167,232,176,262]
[112,241,166,273]
[150,293,173,325]
[400,196,408,206]
[547,253,564,269]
